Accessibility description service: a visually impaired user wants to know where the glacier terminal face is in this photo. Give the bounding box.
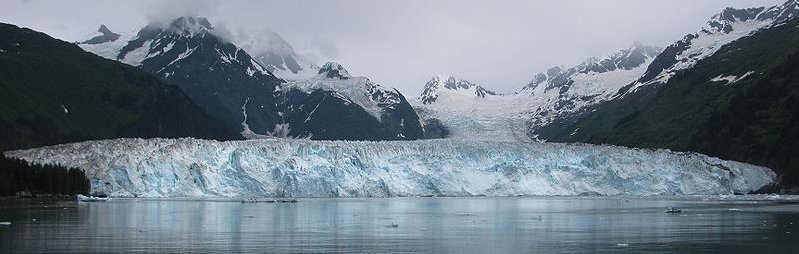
[5,138,775,198]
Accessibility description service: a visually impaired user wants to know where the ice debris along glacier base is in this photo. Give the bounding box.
[5,138,775,198]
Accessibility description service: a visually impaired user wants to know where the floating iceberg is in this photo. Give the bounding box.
[76,194,110,202]
[5,138,775,198]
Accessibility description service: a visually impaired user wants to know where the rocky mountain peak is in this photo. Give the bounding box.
[80,24,120,45]
[166,16,213,36]
[318,62,351,79]
[524,42,661,92]
[418,75,497,104]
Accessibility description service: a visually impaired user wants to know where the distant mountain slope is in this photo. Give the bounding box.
[537,17,799,188]
[281,63,424,140]
[0,22,241,151]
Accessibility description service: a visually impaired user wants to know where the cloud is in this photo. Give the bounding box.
[144,0,219,27]
[210,21,235,44]
[290,37,341,65]
[309,38,341,59]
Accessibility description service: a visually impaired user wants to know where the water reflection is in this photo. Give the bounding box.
[1,197,798,253]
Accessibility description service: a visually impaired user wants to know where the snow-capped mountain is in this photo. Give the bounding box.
[80,17,285,137]
[5,138,775,197]
[280,62,424,140]
[236,28,319,81]
[528,0,799,138]
[316,62,350,79]
[633,0,799,89]
[413,75,528,141]
[418,75,498,105]
[419,1,799,143]
[523,42,662,131]
[78,17,428,141]
[414,43,661,141]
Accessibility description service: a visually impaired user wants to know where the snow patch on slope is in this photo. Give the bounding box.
[119,40,153,66]
[711,71,755,85]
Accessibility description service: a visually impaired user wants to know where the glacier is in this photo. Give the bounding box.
[4,138,775,198]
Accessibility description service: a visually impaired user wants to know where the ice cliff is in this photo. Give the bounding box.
[5,138,775,198]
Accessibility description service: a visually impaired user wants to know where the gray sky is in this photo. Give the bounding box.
[0,0,784,95]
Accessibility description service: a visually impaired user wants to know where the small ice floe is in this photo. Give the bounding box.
[77,194,110,202]
[616,243,629,247]
[665,207,683,214]
[0,222,11,226]
[240,198,298,204]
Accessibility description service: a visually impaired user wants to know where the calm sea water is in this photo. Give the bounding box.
[1,197,798,253]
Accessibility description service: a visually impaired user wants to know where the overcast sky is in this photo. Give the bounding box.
[0,0,784,95]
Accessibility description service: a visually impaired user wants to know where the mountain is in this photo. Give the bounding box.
[536,9,799,189]
[418,75,498,105]
[236,28,319,81]
[80,20,426,141]
[79,17,286,136]
[6,138,774,197]
[280,62,424,140]
[0,22,241,152]
[525,0,799,140]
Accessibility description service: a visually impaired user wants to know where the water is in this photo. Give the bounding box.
[1,197,798,253]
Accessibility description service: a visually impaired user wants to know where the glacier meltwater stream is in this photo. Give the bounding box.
[4,138,775,198]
